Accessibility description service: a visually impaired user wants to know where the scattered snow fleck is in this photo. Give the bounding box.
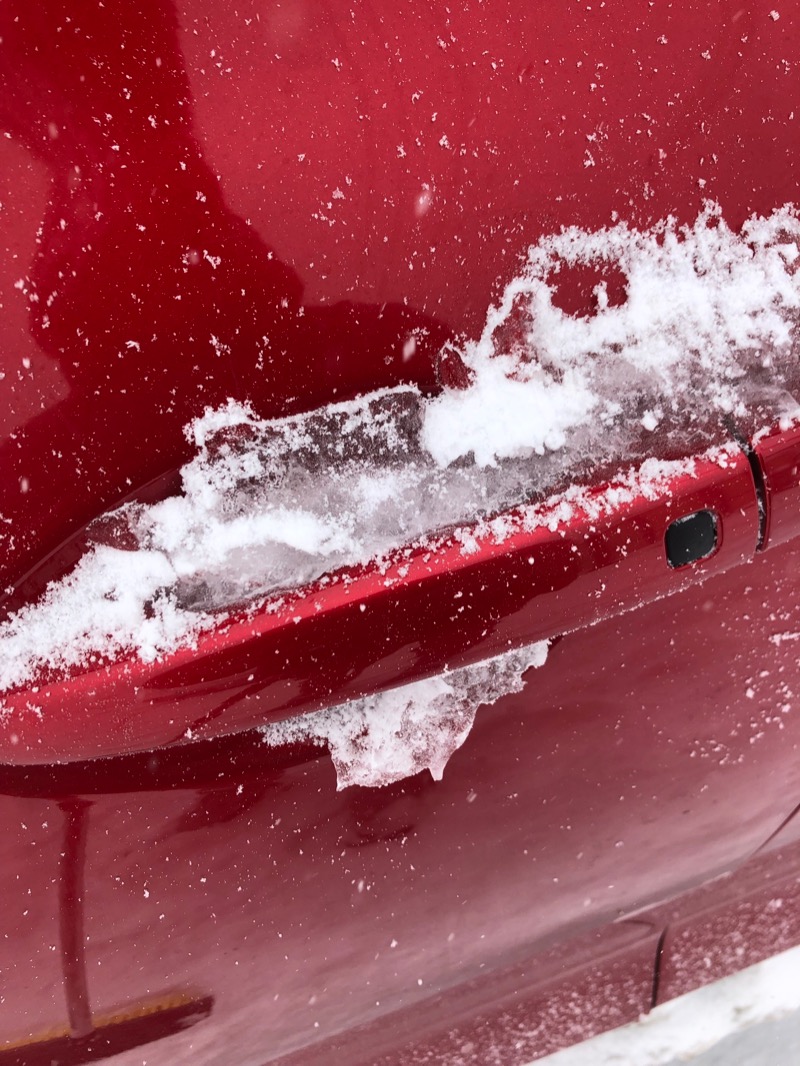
[260,642,548,788]
[770,632,800,646]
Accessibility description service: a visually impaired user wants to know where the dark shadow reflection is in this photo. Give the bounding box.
[0,0,451,604]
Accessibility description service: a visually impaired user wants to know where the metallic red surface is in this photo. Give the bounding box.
[754,420,800,551]
[2,2,800,1063]
[655,841,800,1006]
[287,922,663,1065]
[7,535,800,1063]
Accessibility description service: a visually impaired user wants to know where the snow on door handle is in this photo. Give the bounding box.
[0,444,758,765]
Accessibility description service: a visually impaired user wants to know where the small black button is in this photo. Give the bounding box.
[665,510,718,568]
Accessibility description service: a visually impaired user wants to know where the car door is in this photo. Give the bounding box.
[2,2,800,1064]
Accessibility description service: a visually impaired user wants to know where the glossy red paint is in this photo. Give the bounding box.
[7,534,800,1063]
[654,841,800,1007]
[2,2,800,1064]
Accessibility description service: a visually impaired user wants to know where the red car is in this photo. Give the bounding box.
[2,2,800,1063]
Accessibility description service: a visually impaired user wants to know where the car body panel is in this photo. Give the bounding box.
[6,531,800,1062]
[2,2,800,1063]
[0,0,797,596]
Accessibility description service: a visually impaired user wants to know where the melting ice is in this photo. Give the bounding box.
[260,642,549,789]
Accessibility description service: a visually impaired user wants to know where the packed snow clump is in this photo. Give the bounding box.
[423,202,800,465]
[1,203,799,693]
[260,642,549,788]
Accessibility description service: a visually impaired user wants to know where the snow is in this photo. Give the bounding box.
[0,546,204,692]
[423,203,800,466]
[259,641,549,789]
[534,943,800,1066]
[0,203,798,697]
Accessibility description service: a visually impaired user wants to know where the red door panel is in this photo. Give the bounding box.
[654,841,800,1008]
[0,442,759,764]
[0,797,64,1049]
[2,2,800,1063]
[6,529,800,1062]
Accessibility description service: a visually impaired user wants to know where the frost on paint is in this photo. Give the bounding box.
[260,642,549,789]
[0,203,799,693]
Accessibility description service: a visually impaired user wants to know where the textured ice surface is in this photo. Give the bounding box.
[259,642,549,789]
[1,204,799,692]
[112,204,800,612]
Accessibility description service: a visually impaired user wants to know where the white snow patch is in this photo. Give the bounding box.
[259,642,548,788]
[534,942,800,1066]
[423,202,800,467]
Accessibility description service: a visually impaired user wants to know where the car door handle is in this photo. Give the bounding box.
[0,438,760,765]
